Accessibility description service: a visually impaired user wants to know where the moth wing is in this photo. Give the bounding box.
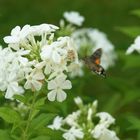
[90,48,102,65]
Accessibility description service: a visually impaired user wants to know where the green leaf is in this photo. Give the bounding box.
[116,26,140,38]
[34,97,46,109]
[10,134,21,140]
[39,104,60,114]
[36,128,62,140]
[131,9,140,17]
[13,95,26,104]
[127,116,140,130]
[0,130,11,140]
[30,97,46,119]
[0,107,21,123]
[30,113,56,130]
[11,120,26,134]
[30,110,40,121]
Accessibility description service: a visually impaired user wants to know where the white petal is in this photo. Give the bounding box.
[56,73,67,84]
[10,82,19,92]
[3,36,19,44]
[8,73,17,82]
[48,72,58,80]
[99,128,120,140]
[44,64,51,75]
[33,70,45,80]
[5,86,14,99]
[49,24,59,30]
[24,81,31,89]
[48,79,57,90]
[126,45,134,55]
[96,112,115,128]
[47,90,56,101]
[57,89,67,102]
[52,51,61,63]
[17,86,24,94]
[40,47,52,60]
[61,80,72,89]
[63,133,75,140]
[35,61,46,69]
[72,128,84,138]
[11,26,21,35]
[18,57,28,65]
[48,116,63,130]
[21,25,31,37]
[32,80,42,91]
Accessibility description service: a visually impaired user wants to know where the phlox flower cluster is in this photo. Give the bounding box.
[0,23,79,102]
[48,97,120,140]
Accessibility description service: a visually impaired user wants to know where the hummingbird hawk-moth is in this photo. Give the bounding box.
[82,48,106,78]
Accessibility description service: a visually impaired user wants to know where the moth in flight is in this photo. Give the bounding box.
[82,48,106,78]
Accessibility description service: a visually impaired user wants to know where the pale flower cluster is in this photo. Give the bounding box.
[48,97,120,140]
[126,36,140,54]
[0,23,79,102]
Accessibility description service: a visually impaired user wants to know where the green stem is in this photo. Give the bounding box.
[22,92,38,140]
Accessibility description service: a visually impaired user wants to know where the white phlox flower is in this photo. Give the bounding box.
[96,112,115,128]
[64,111,81,127]
[63,127,84,140]
[91,124,120,140]
[3,25,31,50]
[0,72,24,99]
[40,38,67,63]
[47,73,72,102]
[24,68,45,91]
[64,11,85,26]
[4,25,31,44]
[48,116,63,130]
[91,112,119,140]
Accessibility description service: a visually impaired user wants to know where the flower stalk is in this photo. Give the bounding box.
[22,91,38,140]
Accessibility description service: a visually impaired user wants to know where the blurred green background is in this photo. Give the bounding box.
[0,0,140,47]
[0,0,140,140]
